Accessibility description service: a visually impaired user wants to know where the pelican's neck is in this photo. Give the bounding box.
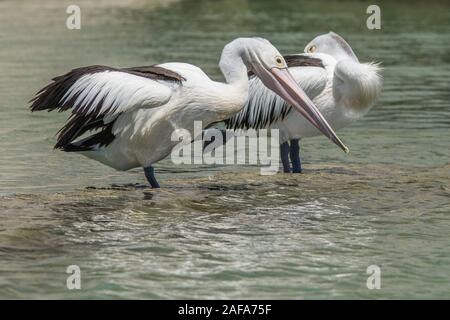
[219,39,250,88]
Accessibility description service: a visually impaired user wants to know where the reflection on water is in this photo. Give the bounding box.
[0,0,450,298]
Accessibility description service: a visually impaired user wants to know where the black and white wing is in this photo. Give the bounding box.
[225,54,328,130]
[30,65,185,150]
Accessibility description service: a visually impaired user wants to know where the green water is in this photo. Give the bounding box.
[0,0,449,299]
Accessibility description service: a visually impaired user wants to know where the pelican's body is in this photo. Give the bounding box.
[224,32,382,172]
[31,37,347,187]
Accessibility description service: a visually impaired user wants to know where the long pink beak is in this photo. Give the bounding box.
[253,64,349,153]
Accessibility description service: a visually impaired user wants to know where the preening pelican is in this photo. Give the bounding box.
[30,37,347,188]
[221,32,382,173]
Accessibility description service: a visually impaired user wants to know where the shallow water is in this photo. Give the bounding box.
[0,0,449,299]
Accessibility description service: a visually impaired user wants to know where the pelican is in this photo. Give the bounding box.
[30,37,348,188]
[218,32,382,173]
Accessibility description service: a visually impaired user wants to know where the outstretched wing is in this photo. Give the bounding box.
[226,54,328,130]
[30,65,185,150]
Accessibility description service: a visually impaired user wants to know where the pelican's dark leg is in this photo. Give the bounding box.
[144,166,160,188]
[280,142,291,173]
[289,139,302,173]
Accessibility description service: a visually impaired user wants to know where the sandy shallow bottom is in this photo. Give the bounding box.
[2,162,448,208]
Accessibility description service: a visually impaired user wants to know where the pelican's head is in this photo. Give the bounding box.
[231,37,349,153]
[304,32,359,62]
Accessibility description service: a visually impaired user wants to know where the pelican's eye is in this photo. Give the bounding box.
[308,45,317,53]
[275,56,285,67]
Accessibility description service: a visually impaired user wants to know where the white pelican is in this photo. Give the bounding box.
[30,37,348,188]
[219,32,382,173]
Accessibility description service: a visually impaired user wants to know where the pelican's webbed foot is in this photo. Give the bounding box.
[144,166,160,188]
